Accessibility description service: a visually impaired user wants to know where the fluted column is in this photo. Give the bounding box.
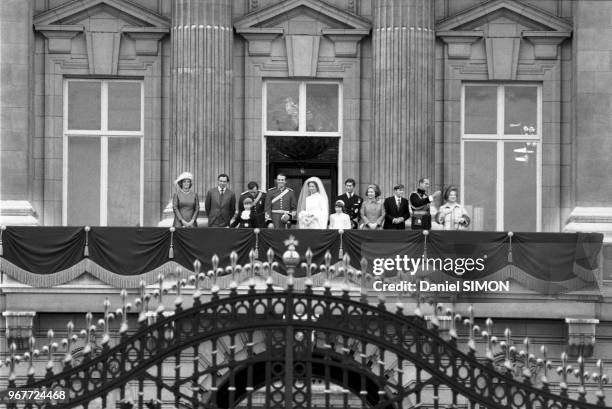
[170,0,233,194]
[371,0,435,195]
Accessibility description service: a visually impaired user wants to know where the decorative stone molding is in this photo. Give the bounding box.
[437,30,483,59]
[565,207,612,243]
[234,0,371,33]
[565,318,599,358]
[35,25,83,54]
[286,35,320,76]
[436,0,573,77]
[234,0,371,61]
[484,35,521,80]
[235,27,284,57]
[2,311,36,350]
[322,29,369,58]
[0,201,39,226]
[122,27,169,56]
[435,0,572,34]
[522,31,572,59]
[33,0,170,28]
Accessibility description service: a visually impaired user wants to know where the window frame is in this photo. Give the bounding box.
[460,83,542,232]
[260,79,344,187]
[62,79,145,226]
[262,80,343,137]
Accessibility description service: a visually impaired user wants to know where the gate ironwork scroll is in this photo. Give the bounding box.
[2,242,608,409]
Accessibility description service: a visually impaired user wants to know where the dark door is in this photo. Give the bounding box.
[266,136,339,213]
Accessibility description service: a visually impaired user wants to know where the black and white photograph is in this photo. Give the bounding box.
[0,0,611,408]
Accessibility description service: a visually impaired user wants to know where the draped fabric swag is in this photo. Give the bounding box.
[0,227,602,294]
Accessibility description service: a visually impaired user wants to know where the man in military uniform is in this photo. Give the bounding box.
[265,174,297,229]
[335,178,362,229]
[409,178,441,230]
[237,181,266,227]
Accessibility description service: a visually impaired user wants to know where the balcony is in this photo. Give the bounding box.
[0,227,605,318]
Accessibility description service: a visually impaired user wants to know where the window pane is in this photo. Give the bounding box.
[68,82,101,130]
[504,86,537,135]
[464,86,497,134]
[464,141,497,230]
[306,84,338,132]
[108,82,141,131]
[267,83,299,131]
[67,137,100,225]
[504,141,537,231]
[107,138,141,226]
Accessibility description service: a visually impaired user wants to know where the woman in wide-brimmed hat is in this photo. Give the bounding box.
[172,172,200,228]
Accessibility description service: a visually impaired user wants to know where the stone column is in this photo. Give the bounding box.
[565,0,612,275]
[371,0,435,195]
[170,0,233,195]
[0,0,38,225]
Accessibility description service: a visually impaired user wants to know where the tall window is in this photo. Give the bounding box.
[461,84,541,232]
[264,81,342,136]
[63,79,144,226]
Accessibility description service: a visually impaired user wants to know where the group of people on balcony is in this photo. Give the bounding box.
[172,172,470,231]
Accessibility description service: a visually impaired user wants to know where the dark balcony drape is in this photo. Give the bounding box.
[0,227,602,293]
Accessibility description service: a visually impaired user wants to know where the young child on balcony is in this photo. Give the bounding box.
[231,197,258,228]
[329,200,352,230]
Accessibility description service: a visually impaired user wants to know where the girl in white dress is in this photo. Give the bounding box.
[329,200,352,229]
[297,177,329,229]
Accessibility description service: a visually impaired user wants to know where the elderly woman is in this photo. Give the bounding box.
[437,185,470,230]
[360,184,385,229]
[172,172,200,228]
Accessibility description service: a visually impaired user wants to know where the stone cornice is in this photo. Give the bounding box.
[122,26,169,56]
[234,0,371,31]
[35,24,84,54]
[522,30,572,59]
[321,29,369,57]
[235,27,284,56]
[33,0,169,28]
[436,30,484,59]
[436,0,572,32]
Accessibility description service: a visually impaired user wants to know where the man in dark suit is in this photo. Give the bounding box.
[335,178,362,229]
[383,184,410,230]
[237,181,266,227]
[205,173,236,227]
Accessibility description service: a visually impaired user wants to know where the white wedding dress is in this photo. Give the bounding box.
[297,177,329,229]
[299,192,329,229]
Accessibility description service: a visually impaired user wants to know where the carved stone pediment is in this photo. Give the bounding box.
[436,0,572,32]
[34,0,169,27]
[235,0,370,74]
[34,0,169,74]
[436,0,572,78]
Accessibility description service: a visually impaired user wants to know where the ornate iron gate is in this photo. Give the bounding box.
[2,245,609,409]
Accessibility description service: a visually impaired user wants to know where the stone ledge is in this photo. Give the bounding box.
[564,206,612,242]
[0,200,40,226]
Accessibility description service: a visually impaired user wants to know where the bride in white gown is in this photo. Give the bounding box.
[297,177,329,229]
